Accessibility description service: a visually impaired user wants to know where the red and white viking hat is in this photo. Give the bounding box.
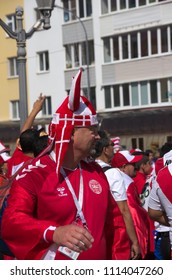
[111,137,121,153]
[48,68,98,175]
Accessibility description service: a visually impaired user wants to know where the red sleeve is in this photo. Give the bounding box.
[127,183,149,259]
[2,182,58,260]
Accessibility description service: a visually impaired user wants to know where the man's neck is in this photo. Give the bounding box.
[96,155,109,164]
[24,152,34,158]
[62,150,83,170]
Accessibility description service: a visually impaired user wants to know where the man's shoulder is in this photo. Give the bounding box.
[157,163,172,181]
[16,154,55,180]
[82,159,103,172]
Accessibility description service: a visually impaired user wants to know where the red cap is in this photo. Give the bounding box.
[112,150,143,168]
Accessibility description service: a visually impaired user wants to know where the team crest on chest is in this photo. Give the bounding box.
[89,180,102,194]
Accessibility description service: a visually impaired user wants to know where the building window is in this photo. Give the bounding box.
[83,87,96,109]
[42,96,52,116]
[140,81,148,105]
[103,38,111,63]
[113,85,120,107]
[111,0,117,11]
[100,0,166,14]
[113,37,119,60]
[120,0,127,10]
[8,57,18,77]
[6,14,16,32]
[130,32,138,58]
[151,29,158,55]
[122,35,128,59]
[150,80,158,103]
[66,45,72,68]
[11,100,19,119]
[64,0,76,21]
[131,138,137,149]
[131,82,139,106]
[139,0,146,6]
[123,83,130,106]
[103,24,172,63]
[103,77,172,110]
[129,0,136,9]
[81,40,94,65]
[79,0,92,18]
[63,0,92,21]
[131,137,144,151]
[140,30,148,57]
[65,40,94,69]
[86,0,92,17]
[104,86,112,108]
[37,51,49,72]
[139,138,144,151]
[101,0,108,14]
[74,43,80,67]
[160,78,168,102]
[161,26,168,53]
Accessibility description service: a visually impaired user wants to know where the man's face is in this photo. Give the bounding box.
[142,161,152,175]
[73,125,100,157]
[123,163,136,178]
[105,141,114,162]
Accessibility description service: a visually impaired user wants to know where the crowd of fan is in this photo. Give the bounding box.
[0,70,171,260]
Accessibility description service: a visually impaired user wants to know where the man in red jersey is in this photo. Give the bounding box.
[2,69,113,260]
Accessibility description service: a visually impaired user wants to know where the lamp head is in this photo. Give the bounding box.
[36,0,55,29]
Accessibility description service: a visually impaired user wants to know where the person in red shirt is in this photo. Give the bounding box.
[2,69,114,260]
[7,94,46,177]
[132,152,155,259]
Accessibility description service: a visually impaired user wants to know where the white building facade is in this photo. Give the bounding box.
[24,0,172,152]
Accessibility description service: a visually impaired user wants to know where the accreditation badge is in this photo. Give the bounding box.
[58,246,80,260]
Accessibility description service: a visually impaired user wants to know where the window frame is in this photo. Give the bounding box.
[8,57,18,78]
[10,100,20,120]
[42,96,52,116]
[37,51,50,73]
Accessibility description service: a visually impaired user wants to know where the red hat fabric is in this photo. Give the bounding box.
[48,68,98,175]
[130,148,142,154]
[111,136,121,152]
[112,150,143,168]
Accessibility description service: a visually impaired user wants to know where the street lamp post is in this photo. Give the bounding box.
[36,1,91,100]
[0,1,55,130]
